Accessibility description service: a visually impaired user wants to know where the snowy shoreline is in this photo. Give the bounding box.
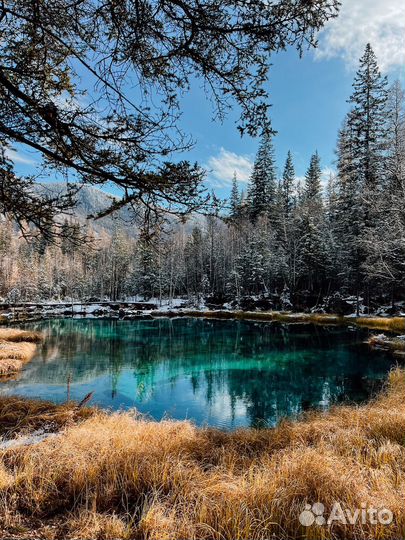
[1,301,405,333]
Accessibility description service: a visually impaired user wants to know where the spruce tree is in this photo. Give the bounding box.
[304,151,322,204]
[335,119,363,267]
[343,45,388,309]
[248,132,277,222]
[298,152,325,292]
[386,80,405,194]
[230,172,240,220]
[136,228,159,301]
[348,43,388,193]
[282,151,295,218]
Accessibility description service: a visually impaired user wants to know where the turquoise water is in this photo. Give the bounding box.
[0,318,398,429]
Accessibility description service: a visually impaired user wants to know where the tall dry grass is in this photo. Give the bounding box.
[0,341,37,361]
[0,396,95,438]
[355,317,405,333]
[0,368,404,539]
[0,329,43,343]
[0,341,36,377]
[0,328,43,377]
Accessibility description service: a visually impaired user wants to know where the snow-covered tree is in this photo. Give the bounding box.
[347,43,388,198]
[281,151,296,218]
[248,132,277,222]
[229,172,240,220]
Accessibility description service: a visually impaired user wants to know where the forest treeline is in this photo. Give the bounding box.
[1,45,404,312]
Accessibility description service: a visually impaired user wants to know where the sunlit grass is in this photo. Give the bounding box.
[0,329,43,343]
[0,368,404,539]
[0,396,94,438]
[355,317,405,333]
[0,329,43,377]
[155,309,405,330]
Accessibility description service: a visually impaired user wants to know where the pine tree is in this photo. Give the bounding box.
[229,172,240,220]
[136,227,159,301]
[304,151,322,204]
[235,233,269,295]
[386,80,405,194]
[348,43,388,194]
[184,226,205,299]
[281,151,295,218]
[248,132,277,222]
[342,45,388,308]
[323,172,340,287]
[362,81,405,303]
[298,152,325,292]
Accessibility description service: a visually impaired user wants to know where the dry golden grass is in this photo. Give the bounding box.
[153,309,405,331]
[0,328,43,378]
[0,341,36,362]
[0,329,43,343]
[0,369,404,539]
[0,341,36,377]
[354,317,405,333]
[0,396,95,438]
[67,511,131,540]
[0,358,23,376]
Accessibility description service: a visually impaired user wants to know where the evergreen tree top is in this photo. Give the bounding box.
[248,131,277,221]
[349,43,388,110]
[283,151,295,182]
[304,151,322,202]
[230,172,240,219]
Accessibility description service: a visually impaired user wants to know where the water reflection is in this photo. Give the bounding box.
[0,318,398,428]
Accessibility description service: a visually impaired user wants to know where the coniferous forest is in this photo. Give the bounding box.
[1,45,404,314]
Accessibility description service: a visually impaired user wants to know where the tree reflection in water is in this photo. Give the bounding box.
[1,318,398,429]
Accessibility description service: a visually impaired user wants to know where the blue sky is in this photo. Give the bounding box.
[179,0,405,197]
[7,0,405,199]
[179,51,354,194]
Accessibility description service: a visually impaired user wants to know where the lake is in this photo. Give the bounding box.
[0,317,397,429]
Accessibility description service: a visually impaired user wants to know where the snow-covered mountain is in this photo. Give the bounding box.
[34,182,205,237]
[34,182,138,236]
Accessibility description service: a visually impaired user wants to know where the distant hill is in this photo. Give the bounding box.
[34,182,138,237]
[33,182,205,237]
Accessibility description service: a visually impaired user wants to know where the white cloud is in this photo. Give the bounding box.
[4,148,37,165]
[206,148,253,186]
[315,0,405,72]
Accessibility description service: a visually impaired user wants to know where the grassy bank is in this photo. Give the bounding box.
[152,309,405,332]
[0,396,94,438]
[0,368,404,539]
[0,329,43,376]
[2,304,405,333]
[354,316,405,333]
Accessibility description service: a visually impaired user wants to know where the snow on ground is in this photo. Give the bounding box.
[0,429,56,450]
